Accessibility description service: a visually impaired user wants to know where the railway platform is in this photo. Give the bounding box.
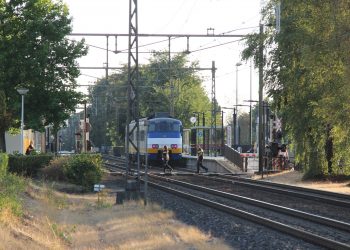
[182,154,243,174]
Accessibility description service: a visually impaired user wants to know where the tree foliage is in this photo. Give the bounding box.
[0,0,87,151]
[242,0,350,176]
[88,53,213,148]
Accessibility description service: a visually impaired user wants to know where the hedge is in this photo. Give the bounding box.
[0,153,8,178]
[9,154,54,176]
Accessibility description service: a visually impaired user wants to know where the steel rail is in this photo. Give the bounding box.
[148,174,350,232]
[145,179,350,250]
[230,180,350,208]
[227,175,350,201]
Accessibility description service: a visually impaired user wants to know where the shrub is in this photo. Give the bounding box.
[40,156,69,182]
[0,153,8,178]
[9,154,54,176]
[63,154,102,191]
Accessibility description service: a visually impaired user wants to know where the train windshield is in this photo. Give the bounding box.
[149,120,181,132]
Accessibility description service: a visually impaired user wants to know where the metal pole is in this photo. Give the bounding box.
[126,0,140,188]
[235,65,238,145]
[211,61,216,156]
[144,121,148,206]
[221,110,224,155]
[20,94,24,154]
[106,35,109,80]
[258,23,264,175]
[250,59,253,147]
[233,108,236,148]
[235,62,242,145]
[202,113,206,154]
[83,101,87,153]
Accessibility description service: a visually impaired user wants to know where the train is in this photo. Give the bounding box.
[127,115,183,165]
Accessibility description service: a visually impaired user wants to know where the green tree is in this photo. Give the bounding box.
[140,52,212,128]
[242,0,350,176]
[88,53,213,148]
[0,0,87,151]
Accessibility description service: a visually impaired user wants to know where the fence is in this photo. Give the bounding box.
[223,145,243,170]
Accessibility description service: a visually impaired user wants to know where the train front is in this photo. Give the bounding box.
[147,118,183,164]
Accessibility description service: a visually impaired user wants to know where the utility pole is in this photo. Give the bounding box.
[258,23,264,174]
[221,110,224,155]
[168,37,175,117]
[106,35,109,80]
[211,61,216,156]
[250,59,253,147]
[202,113,206,153]
[126,0,140,185]
[83,101,87,153]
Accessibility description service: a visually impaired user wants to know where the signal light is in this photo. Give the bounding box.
[171,144,177,149]
[152,144,159,149]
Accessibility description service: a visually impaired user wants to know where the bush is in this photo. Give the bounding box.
[0,153,8,178]
[9,154,54,176]
[40,156,69,182]
[63,154,102,191]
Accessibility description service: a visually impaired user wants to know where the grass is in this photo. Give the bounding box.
[0,173,231,249]
[0,173,26,220]
[0,174,65,249]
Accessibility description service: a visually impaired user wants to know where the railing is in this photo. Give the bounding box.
[223,144,243,170]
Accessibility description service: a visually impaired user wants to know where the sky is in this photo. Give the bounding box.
[63,0,264,119]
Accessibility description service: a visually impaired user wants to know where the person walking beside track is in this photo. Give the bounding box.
[162,145,173,173]
[197,147,208,173]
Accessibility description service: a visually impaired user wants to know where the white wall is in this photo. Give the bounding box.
[5,132,21,154]
[5,130,41,154]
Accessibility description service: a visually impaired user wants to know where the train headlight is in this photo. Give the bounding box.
[171,144,178,149]
[152,144,159,149]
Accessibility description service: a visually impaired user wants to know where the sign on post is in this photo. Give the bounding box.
[94,184,105,192]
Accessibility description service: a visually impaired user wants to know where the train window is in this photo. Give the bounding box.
[159,122,168,131]
[173,123,180,131]
[148,120,182,132]
[149,123,155,131]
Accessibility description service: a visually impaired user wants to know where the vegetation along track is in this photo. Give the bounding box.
[145,174,350,249]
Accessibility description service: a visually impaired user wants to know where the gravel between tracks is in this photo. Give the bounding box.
[102,168,349,249]
[147,185,324,249]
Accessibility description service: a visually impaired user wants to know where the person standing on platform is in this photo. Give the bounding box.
[197,147,208,173]
[162,145,173,173]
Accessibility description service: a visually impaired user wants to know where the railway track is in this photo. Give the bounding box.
[146,174,350,249]
[208,174,350,206]
[101,154,350,248]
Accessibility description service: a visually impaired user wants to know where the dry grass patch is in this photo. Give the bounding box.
[2,178,231,250]
[0,211,64,250]
[67,200,230,250]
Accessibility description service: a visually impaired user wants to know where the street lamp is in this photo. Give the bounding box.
[235,62,242,146]
[17,87,29,154]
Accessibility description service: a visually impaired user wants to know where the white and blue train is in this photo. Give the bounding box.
[128,116,183,165]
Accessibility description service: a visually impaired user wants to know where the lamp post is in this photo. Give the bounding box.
[17,87,29,154]
[235,62,242,146]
